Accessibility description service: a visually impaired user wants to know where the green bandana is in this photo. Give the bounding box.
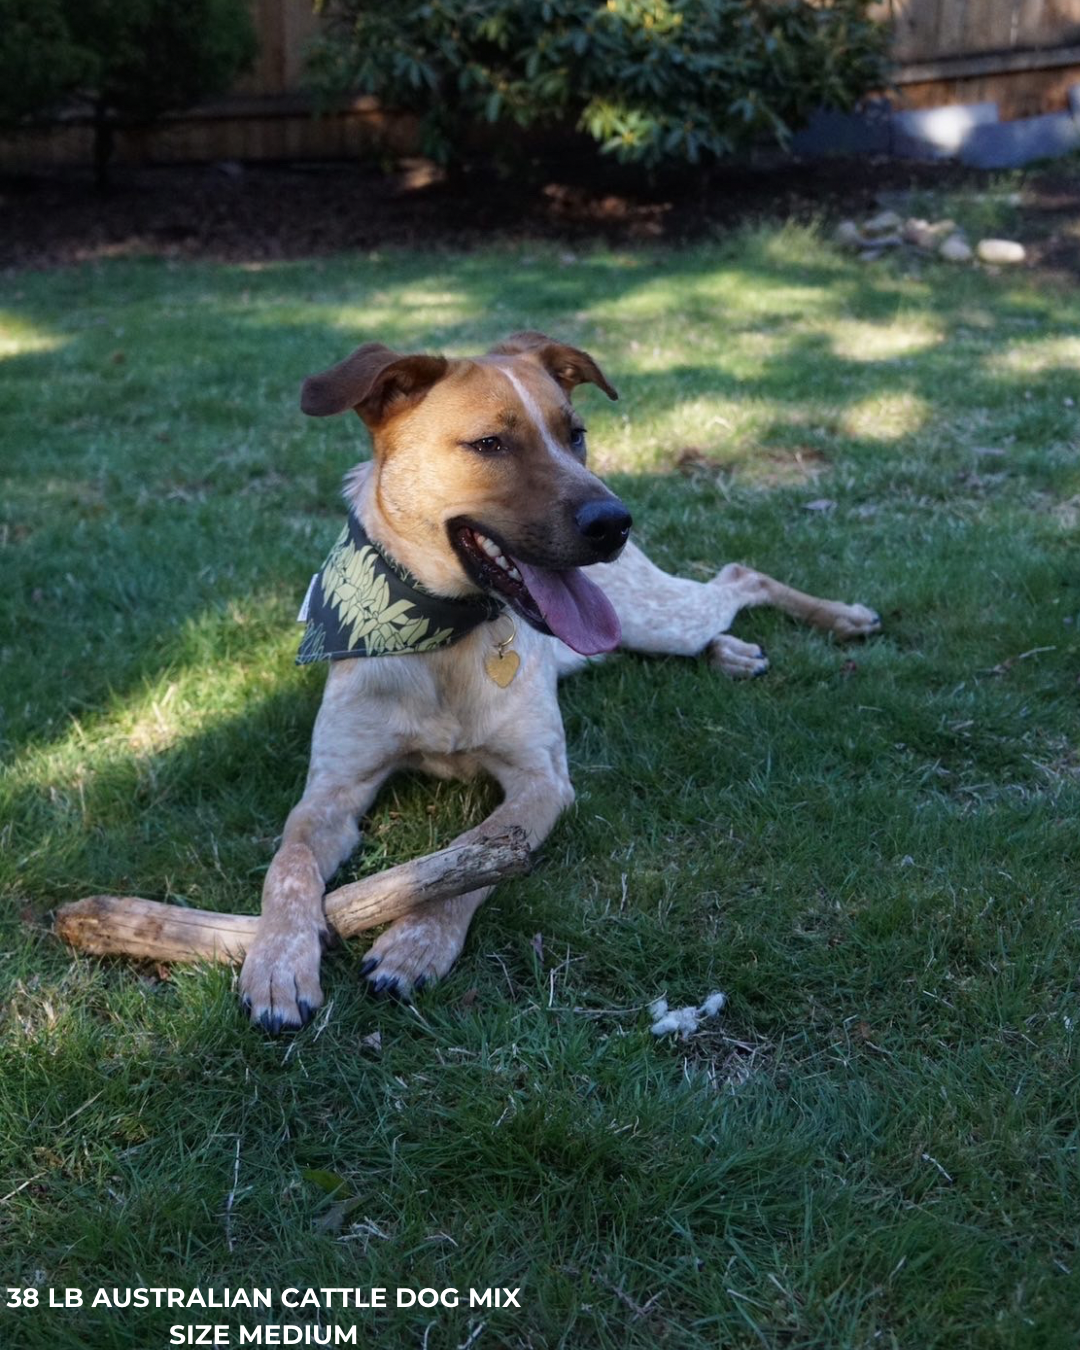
[296,512,503,665]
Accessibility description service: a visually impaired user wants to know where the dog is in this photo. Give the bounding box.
[239,332,880,1031]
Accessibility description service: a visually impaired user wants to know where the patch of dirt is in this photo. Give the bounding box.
[675,443,829,488]
[675,447,731,478]
[1014,171,1080,282]
[2,150,1078,274]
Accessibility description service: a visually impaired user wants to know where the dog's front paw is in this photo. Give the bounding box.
[359,913,466,1001]
[829,603,882,640]
[707,634,770,679]
[239,925,328,1033]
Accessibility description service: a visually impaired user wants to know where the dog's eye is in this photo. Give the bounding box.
[470,436,505,455]
[569,427,587,453]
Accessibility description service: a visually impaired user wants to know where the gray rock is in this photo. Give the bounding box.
[863,209,903,235]
[939,235,973,264]
[834,220,865,249]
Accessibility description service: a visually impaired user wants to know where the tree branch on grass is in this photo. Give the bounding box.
[54,829,531,964]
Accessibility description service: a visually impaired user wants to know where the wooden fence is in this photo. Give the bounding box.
[4,0,1080,169]
[875,0,1080,118]
[885,0,1080,61]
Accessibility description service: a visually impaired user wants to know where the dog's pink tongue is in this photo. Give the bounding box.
[512,559,621,655]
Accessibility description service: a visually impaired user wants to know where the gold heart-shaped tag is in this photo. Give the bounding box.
[484,648,521,688]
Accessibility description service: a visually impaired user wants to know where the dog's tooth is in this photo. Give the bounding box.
[495,554,510,570]
[508,566,522,582]
[479,536,500,558]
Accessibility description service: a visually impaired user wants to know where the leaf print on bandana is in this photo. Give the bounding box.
[295,511,502,665]
[297,619,327,665]
[323,539,436,655]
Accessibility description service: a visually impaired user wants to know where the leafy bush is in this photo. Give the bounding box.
[0,0,257,185]
[309,0,889,167]
[0,0,87,124]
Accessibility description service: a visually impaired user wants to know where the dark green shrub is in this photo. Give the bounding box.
[308,0,889,167]
[0,0,257,185]
[0,0,87,124]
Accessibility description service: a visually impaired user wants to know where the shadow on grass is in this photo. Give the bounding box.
[2,239,1078,866]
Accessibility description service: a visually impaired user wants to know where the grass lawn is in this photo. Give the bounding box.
[1,207,1079,1348]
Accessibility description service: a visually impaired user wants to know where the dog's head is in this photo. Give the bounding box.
[300,331,631,655]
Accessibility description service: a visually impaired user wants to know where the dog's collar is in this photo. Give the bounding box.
[296,511,503,665]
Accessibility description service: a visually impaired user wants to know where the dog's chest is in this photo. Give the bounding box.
[401,671,498,758]
[346,625,561,764]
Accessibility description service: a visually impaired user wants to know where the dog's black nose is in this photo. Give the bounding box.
[575,499,632,558]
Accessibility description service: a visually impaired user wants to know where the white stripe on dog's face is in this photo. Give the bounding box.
[495,364,570,460]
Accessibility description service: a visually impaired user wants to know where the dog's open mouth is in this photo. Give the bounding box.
[450,523,621,656]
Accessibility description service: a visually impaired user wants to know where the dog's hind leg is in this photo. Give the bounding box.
[587,543,879,676]
[710,563,881,640]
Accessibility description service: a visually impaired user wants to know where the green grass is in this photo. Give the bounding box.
[1,218,1079,1349]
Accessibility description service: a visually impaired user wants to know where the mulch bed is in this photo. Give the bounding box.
[2,150,1078,274]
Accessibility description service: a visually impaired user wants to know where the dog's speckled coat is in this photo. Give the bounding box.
[239,335,880,1031]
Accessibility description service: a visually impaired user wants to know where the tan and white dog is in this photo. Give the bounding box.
[239,332,880,1031]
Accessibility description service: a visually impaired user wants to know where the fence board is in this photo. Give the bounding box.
[900,60,1080,117]
[887,0,1080,61]
[1016,0,1080,46]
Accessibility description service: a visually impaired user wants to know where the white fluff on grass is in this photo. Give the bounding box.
[650,991,727,1039]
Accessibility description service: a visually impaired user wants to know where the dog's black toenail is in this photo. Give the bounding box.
[258,1010,285,1035]
[319,927,338,952]
[413,974,427,992]
[297,999,316,1025]
[359,956,380,977]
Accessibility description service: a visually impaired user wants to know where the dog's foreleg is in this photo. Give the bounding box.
[361,757,574,1000]
[240,665,398,1031]
[239,770,387,1031]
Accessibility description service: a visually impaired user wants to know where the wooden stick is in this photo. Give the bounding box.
[53,828,531,965]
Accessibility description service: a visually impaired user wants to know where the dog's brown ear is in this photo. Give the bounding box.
[491,331,618,401]
[490,331,554,357]
[300,343,449,426]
